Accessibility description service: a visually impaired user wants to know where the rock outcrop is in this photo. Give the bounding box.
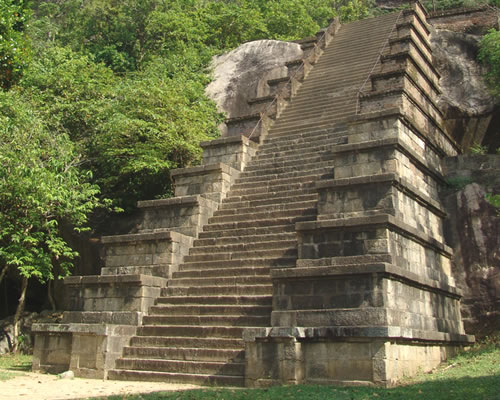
[205,40,303,119]
[431,29,496,150]
[442,155,500,336]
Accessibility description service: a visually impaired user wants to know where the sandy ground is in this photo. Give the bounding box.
[0,370,200,400]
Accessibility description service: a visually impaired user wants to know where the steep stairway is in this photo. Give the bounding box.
[108,12,402,386]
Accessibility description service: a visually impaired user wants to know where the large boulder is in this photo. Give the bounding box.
[206,40,303,119]
[431,29,496,150]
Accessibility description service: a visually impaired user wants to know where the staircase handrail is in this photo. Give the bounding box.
[355,10,405,115]
[247,22,335,140]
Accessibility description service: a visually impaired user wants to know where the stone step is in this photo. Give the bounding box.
[215,199,317,217]
[257,131,347,154]
[174,266,270,279]
[200,215,314,233]
[245,142,339,167]
[279,96,359,117]
[254,137,346,161]
[189,239,297,256]
[296,62,380,87]
[108,369,244,386]
[155,295,272,307]
[238,158,334,179]
[198,223,296,239]
[234,166,332,186]
[260,126,346,146]
[222,189,318,207]
[163,284,272,297]
[168,275,272,288]
[115,358,245,376]
[265,121,350,137]
[243,152,336,173]
[207,206,315,225]
[229,172,326,192]
[270,108,355,132]
[129,336,244,349]
[183,247,298,263]
[137,325,248,338]
[194,231,296,247]
[123,346,244,362]
[149,305,271,316]
[142,315,269,327]
[178,257,295,272]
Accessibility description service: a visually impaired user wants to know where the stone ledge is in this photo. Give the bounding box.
[389,35,433,70]
[316,172,447,217]
[101,229,190,244]
[392,20,433,54]
[297,254,394,268]
[361,85,444,124]
[331,135,446,184]
[267,76,290,86]
[200,135,259,149]
[369,64,443,114]
[382,49,440,80]
[271,261,460,297]
[246,326,474,344]
[347,107,459,156]
[296,213,453,256]
[138,194,213,209]
[31,323,137,336]
[226,113,262,124]
[62,311,143,325]
[170,163,233,178]
[64,274,167,287]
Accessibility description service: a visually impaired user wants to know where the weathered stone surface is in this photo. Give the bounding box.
[431,29,495,150]
[442,155,500,335]
[205,40,303,120]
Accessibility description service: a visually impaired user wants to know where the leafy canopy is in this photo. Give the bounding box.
[479,28,500,100]
[0,0,31,89]
[0,90,105,281]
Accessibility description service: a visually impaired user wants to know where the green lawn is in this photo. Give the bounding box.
[0,352,32,381]
[98,336,500,400]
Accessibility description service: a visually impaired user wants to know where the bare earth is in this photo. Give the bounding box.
[0,370,200,400]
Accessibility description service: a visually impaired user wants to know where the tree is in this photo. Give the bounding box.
[479,28,500,100]
[0,90,105,350]
[0,0,32,89]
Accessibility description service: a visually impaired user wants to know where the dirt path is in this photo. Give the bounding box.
[0,370,200,400]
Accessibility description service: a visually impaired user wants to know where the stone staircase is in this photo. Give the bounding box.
[106,12,403,386]
[33,1,473,387]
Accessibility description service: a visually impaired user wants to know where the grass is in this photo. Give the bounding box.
[0,352,33,381]
[93,336,500,400]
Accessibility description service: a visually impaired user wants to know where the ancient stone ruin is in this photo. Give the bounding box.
[33,1,478,387]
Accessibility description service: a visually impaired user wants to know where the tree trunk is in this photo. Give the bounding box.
[47,279,56,311]
[12,276,28,353]
[0,265,9,287]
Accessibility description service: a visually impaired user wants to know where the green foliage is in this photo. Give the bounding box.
[93,59,223,209]
[0,90,105,282]
[479,28,500,100]
[0,0,32,89]
[469,141,489,154]
[339,0,372,22]
[486,193,500,215]
[424,0,492,11]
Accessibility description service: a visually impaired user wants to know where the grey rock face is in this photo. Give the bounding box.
[206,40,303,119]
[442,155,500,336]
[431,29,495,149]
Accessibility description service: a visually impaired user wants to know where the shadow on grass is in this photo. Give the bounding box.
[100,374,500,400]
[0,354,32,372]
